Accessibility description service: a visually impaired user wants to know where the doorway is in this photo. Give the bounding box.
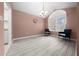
[4,2,12,55]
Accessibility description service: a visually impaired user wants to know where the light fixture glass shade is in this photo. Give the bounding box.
[40,10,48,17]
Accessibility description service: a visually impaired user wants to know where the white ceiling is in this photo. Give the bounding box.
[12,2,77,18]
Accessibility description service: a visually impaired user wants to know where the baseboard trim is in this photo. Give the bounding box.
[13,34,43,41]
[70,38,76,42]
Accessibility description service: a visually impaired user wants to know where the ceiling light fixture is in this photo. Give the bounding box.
[40,1,48,18]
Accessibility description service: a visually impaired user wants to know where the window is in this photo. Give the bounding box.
[48,10,66,32]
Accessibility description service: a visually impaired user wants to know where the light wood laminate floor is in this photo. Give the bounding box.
[7,36,76,56]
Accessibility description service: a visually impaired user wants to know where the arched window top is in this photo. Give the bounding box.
[48,10,67,32]
[49,10,66,20]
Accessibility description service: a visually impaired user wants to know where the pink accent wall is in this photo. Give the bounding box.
[0,3,3,15]
[76,3,79,56]
[12,10,45,38]
[44,17,48,29]
[64,7,77,40]
[0,2,4,56]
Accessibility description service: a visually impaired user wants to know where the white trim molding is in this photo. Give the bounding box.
[13,34,43,41]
